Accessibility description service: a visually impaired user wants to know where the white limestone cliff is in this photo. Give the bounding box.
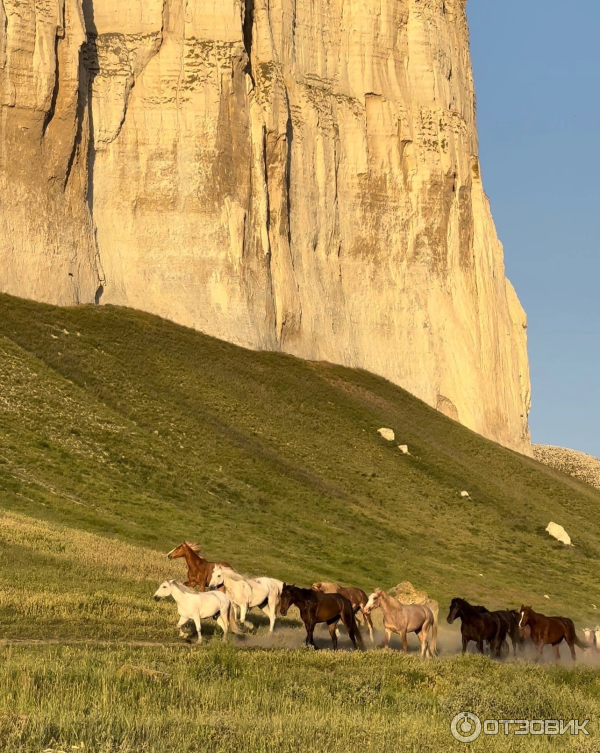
[0,0,532,454]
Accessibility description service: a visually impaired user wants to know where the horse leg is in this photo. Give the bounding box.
[567,640,576,662]
[462,634,468,654]
[328,621,339,650]
[401,629,409,654]
[194,616,202,644]
[177,615,189,638]
[217,611,228,640]
[267,597,277,633]
[417,628,427,658]
[363,609,375,644]
[477,639,484,654]
[240,604,252,629]
[384,628,392,650]
[308,622,317,650]
[552,644,561,662]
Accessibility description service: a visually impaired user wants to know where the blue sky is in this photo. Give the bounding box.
[467,2,600,456]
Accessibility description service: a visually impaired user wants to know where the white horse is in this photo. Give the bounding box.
[209,566,283,632]
[153,580,239,642]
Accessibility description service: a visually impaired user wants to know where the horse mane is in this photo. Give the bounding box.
[184,541,203,554]
[172,582,199,594]
[285,584,314,597]
[216,568,245,581]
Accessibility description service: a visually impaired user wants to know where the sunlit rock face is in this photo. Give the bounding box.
[0,0,100,304]
[0,0,532,454]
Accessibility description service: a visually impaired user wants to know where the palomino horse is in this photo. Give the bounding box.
[518,606,586,662]
[209,566,283,632]
[312,582,375,643]
[167,542,233,591]
[364,589,437,656]
[153,580,240,642]
[279,584,364,650]
[447,598,506,657]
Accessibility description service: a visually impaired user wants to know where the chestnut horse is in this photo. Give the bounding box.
[447,598,507,657]
[167,542,233,591]
[279,584,364,650]
[518,606,586,662]
[312,582,375,643]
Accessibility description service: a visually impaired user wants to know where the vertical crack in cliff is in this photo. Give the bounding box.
[64,48,87,188]
[242,0,255,80]
[79,0,106,298]
[262,126,271,260]
[285,110,293,255]
[0,0,8,70]
[42,34,61,137]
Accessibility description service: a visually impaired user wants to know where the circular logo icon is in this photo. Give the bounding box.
[451,712,482,743]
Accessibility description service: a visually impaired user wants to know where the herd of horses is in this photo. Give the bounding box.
[154,542,591,662]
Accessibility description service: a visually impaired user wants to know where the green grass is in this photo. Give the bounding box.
[1,292,600,751]
[1,644,599,752]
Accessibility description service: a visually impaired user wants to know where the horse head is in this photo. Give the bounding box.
[153,580,175,601]
[446,597,465,624]
[167,543,187,560]
[279,584,298,616]
[312,582,324,592]
[364,589,383,615]
[167,542,203,561]
[518,605,533,629]
[209,565,224,589]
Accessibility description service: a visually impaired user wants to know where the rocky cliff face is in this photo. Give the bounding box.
[0,0,532,454]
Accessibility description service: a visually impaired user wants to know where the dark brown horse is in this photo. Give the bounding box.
[518,606,586,662]
[507,609,530,653]
[167,542,233,592]
[447,598,506,657]
[473,606,526,655]
[279,584,364,650]
[312,582,375,643]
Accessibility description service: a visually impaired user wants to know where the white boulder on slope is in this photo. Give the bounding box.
[546,522,572,546]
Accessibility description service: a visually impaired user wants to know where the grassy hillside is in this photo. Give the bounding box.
[1,291,600,628]
[2,292,600,752]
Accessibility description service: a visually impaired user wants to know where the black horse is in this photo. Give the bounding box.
[447,598,507,657]
[279,584,364,650]
[473,606,527,655]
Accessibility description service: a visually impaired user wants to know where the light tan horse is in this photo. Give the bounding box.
[364,588,437,657]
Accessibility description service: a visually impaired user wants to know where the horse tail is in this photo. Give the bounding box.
[561,618,587,650]
[343,601,364,650]
[430,609,438,656]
